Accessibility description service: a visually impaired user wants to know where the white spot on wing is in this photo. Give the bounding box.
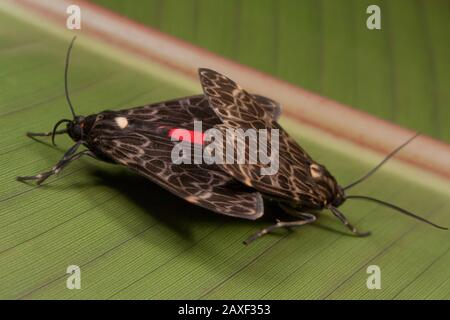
[115,117,128,129]
[310,164,321,179]
[185,196,199,204]
[200,192,212,199]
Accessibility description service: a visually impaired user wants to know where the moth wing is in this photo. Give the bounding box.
[212,122,320,203]
[251,94,282,121]
[198,68,275,129]
[197,69,324,204]
[90,97,264,220]
[132,91,281,123]
[116,95,217,128]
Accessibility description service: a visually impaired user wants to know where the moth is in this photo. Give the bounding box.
[18,38,447,244]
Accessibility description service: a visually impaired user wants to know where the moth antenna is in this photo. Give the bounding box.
[51,119,71,146]
[343,133,420,190]
[65,36,77,119]
[345,195,448,230]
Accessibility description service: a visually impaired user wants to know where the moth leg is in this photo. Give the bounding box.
[279,203,313,219]
[26,129,67,138]
[244,213,316,245]
[330,207,371,237]
[17,143,95,185]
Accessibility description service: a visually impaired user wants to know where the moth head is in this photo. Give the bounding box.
[67,116,86,141]
[309,163,345,206]
[331,185,346,207]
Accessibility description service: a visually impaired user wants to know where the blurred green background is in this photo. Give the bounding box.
[92,0,450,143]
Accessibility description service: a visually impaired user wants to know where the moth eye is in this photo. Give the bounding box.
[73,125,82,140]
[309,164,322,179]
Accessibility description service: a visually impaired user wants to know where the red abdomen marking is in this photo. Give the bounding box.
[168,128,205,145]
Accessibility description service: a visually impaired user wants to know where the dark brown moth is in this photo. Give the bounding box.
[18,38,447,244]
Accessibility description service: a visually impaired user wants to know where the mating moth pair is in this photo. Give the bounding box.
[18,38,446,244]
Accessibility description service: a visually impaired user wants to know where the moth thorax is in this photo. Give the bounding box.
[309,163,322,179]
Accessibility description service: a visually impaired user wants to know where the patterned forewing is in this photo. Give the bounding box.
[251,94,282,121]
[198,69,325,205]
[89,96,264,219]
[198,68,274,129]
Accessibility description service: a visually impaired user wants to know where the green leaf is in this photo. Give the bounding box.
[0,7,448,300]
